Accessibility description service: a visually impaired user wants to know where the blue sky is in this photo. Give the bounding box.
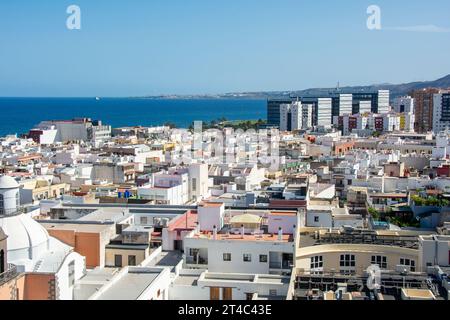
[0,0,449,97]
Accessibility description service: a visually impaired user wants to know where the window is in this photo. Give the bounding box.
[243,254,252,262]
[400,258,416,272]
[371,255,387,269]
[223,253,231,262]
[114,254,122,267]
[140,216,148,225]
[310,256,323,270]
[245,293,254,300]
[259,255,268,263]
[340,254,356,267]
[128,255,136,266]
[192,178,197,192]
[314,216,319,223]
[68,261,75,287]
[15,192,19,208]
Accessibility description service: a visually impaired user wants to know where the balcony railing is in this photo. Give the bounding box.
[185,256,208,265]
[270,261,293,269]
[0,264,18,286]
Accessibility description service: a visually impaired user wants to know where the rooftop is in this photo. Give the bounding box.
[191,231,293,243]
[92,268,166,300]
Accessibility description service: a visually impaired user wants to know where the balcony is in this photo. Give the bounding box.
[269,260,293,270]
[185,256,208,265]
[0,264,18,286]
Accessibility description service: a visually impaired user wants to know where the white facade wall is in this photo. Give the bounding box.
[393,96,414,113]
[188,163,209,201]
[279,104,290,132]
[317,98,332,127]
[359,100,372,114]
[291,102,302,131]
[267,214,298,234]
[419,236,450,271]
[302,103,313,129]
[198,204,225,232]
[55,252,86,300]
[306,211,332,228]
[138,184,185,205]
[378,90,390,114]
[39,129,58,145]
[339,94,353,116]
[184,237,295,274]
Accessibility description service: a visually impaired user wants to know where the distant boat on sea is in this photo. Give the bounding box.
[95,97,101,101]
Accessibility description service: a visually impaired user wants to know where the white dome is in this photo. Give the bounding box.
[0,175,19,189]
[0,214,49,263]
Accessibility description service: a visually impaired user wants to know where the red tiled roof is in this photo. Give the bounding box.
[168,210,198,232]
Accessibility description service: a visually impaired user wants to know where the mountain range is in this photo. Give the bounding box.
[143,74,450,100]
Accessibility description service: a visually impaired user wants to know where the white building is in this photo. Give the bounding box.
[359,100,372,114]
[393,96,414,113]
[188,163,209,201]
[377,90,391,114]
[301,103,314,129]
[35,118,111,145]
[432,92,450,133]
[280,101,303,131]
[0,175,86,300]
[418,235,450,272]
[170,269,290,300]
[184,206,297,275]
[138,184,186,205]
[339,94,353,116]
[317,98,333,127]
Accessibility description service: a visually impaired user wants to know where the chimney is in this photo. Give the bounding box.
[278,227,283,241]
[213,225,217,240]
[241,224,245,238]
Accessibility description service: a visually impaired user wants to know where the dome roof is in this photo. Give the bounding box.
[0,175,19,189]
[230,213,262,225]
[0,214,49,254]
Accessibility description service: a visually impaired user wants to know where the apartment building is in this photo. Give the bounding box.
[412,88,440,133]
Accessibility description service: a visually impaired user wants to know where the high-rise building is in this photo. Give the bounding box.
[317,98,332,127]
[393,96,414,113]
[267,98,292,128]
[358,100,372,114]
[352,90,390,114]
[301,103,313,129]
[291,101,302,131]
[279,101,304,131]
[411,88,440,133]
[377,90,390,114]
[339,94,353,116]
[432,91,450,133]
[279,103,292,131]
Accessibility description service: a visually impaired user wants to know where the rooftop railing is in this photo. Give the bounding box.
[0,264,19,286]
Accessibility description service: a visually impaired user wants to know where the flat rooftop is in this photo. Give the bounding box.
[173,274,200,286]
[41,221,112,233]
[191,232,293,243]
[93,270,162,300]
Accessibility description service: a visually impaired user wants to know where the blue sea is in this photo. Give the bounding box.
[0,98,266,137]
